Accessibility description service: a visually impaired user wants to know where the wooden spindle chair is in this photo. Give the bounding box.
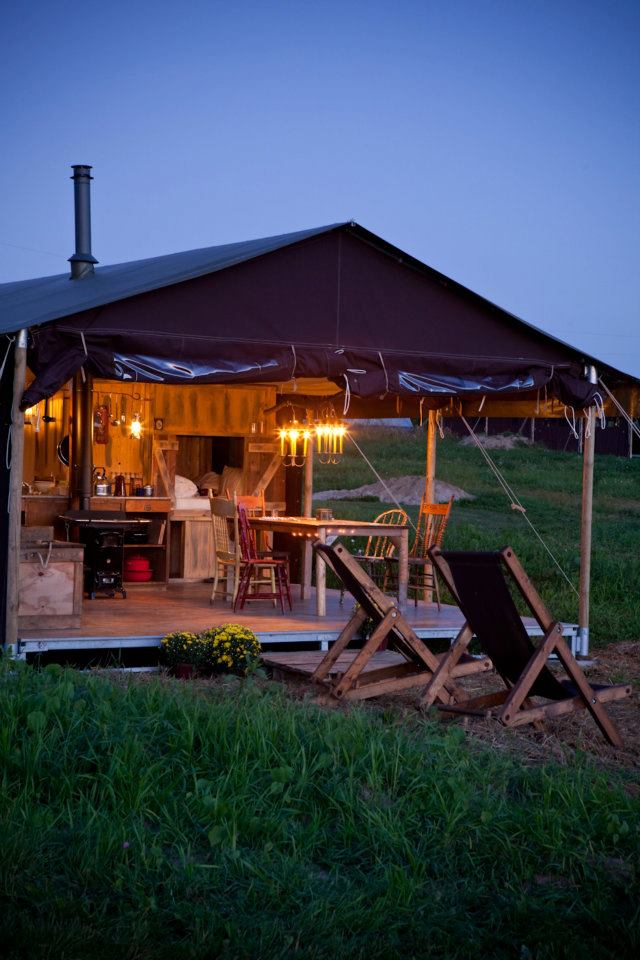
[384,496,453,608]
[339,507,409,604]
[234,504,293,613]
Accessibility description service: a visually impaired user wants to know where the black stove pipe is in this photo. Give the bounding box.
[69,164,97,509]
[68,164,98,280]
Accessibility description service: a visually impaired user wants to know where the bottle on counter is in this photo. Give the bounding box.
[114,467,126,497]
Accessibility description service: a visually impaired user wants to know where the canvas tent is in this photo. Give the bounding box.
[1,222,631,410]
[1,220,639,650]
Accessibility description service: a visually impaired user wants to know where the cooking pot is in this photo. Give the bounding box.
[125,556,151,572]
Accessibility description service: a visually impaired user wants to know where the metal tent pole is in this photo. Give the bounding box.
[578,365,597,657]
[4,329,28,653]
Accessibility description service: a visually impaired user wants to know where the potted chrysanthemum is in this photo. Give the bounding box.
[197,624,261,676]
[161,631,199,678]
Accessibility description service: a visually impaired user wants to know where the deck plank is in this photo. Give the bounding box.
[18,580,577,657]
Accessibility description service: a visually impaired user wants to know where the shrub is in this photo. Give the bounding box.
[197,624,261,676]
[160,631,199,668]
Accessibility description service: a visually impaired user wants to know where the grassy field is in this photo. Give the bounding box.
[1,663,639,960]
[313,427,640,645]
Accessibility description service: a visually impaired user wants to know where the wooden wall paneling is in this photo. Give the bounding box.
[92,383,149,479]
[176,436,214,482]
[23,385,70,484]
[149,383,277,436]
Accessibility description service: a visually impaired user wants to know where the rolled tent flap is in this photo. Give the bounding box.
[22,326,600,410]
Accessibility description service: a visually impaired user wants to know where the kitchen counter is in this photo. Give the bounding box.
[88,496,171,513]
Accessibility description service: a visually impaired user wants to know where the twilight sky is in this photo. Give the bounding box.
[1,0,638,375]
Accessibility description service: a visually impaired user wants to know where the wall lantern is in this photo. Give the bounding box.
[130,412,143,440]
[24,403,42,431]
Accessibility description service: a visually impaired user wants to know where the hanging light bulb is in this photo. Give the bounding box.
[130,412,143,440]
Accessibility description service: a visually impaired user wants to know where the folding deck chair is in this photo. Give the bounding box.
[310,541,492,702]
[422,547,632,746]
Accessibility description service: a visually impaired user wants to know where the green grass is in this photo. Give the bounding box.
[1,663,639,960]
[313,428,640,644]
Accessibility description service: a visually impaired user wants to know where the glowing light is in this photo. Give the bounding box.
[278,419,311,467]
[130,413,143,440]
[315,414,347,464]
[277,406,348,466]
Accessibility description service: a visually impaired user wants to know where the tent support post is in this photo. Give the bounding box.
[578,366,597,657]
[301,433,314,600]
[5,329,27,653]
[424,409,438,604]
[426,410,437,503]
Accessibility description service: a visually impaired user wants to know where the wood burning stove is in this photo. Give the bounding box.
[62,511,152,600]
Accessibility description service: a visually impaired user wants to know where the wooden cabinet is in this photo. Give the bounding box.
[170,514,214,581]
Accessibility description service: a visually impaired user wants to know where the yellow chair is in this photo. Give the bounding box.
[408,495,454,608]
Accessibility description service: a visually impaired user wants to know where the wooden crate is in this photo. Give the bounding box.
[18,542,84,630]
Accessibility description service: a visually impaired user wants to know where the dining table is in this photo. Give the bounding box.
[248,515,409,616]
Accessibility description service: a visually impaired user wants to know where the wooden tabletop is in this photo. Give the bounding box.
[249,516,408,535]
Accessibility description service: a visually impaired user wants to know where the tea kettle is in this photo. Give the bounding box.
[93,467,112,496]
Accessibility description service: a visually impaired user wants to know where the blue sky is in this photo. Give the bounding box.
[1,0,638,375]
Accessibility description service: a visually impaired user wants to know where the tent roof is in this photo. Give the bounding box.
[0,223,339,334]
[3,221,637,409]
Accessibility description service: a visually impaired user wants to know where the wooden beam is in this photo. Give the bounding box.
[252,452,281,497]
[5,330,27,653]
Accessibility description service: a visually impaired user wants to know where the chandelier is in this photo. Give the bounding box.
[278,419,313,467]
[314,416,347,465]
[277,406,347,467]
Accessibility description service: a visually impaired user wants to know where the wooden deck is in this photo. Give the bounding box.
[17,580,578,659]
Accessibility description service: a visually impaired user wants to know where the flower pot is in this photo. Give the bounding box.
[173,662,195,679]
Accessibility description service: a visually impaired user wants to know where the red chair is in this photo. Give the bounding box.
[234,504,293,613]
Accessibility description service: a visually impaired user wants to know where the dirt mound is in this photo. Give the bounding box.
[459,433,531,450]
[313,475,474,505]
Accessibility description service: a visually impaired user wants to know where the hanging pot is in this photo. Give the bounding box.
[56,435,70,467]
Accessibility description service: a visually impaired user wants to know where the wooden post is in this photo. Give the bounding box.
[301,433,314,600]
[425,410,438,604]
[578,367,597,657]
[5,330,28,653]
[426,410,437,504]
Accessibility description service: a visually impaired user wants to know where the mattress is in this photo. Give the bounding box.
[172,496,211,514]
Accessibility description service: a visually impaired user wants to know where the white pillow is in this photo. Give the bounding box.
[174,474,199,499]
